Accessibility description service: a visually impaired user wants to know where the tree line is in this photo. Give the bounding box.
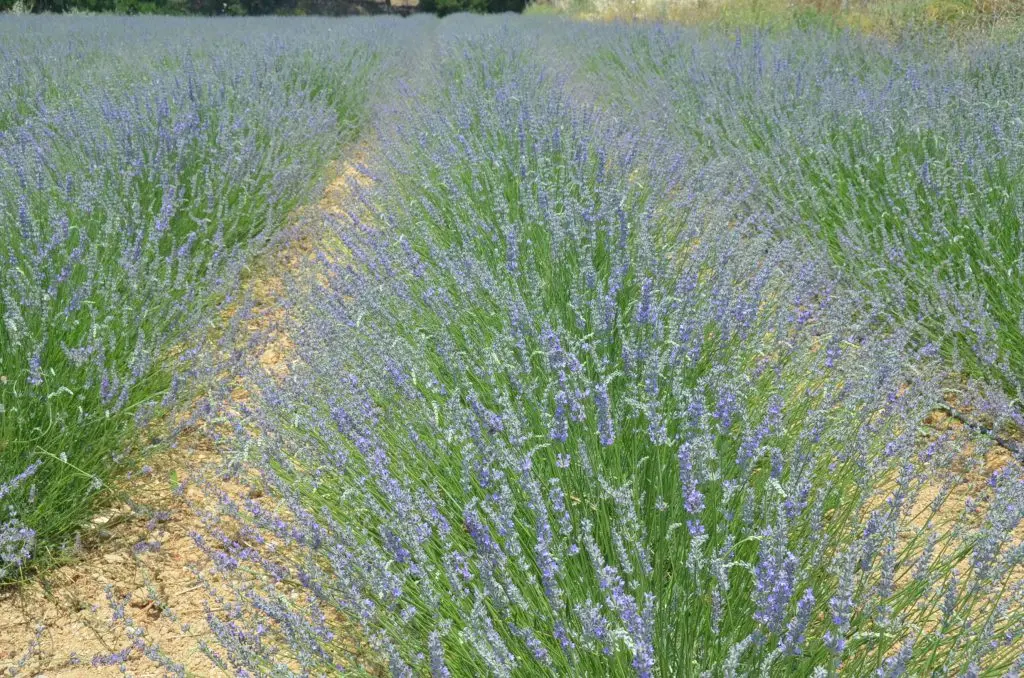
[1,0,525,15]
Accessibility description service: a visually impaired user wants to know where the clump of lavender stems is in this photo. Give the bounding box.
[0,16,394,578]
[207,34,1024,677]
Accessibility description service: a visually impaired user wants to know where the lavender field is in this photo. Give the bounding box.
[2,12,1024,677]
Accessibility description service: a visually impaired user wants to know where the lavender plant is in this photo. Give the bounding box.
[563,24,1024,419]
[0,16,390,579]
[209,38,1024,676]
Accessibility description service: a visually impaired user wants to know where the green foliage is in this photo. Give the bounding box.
[420,0,525,15]
[6,0,526,15]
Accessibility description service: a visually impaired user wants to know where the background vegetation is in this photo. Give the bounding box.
[528,0,1024,34]
[421,0,523,16]
[0,0,525,16]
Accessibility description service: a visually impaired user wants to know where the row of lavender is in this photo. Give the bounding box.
[550,22,1024,425]
[0,17,399,579]
[208,20,1024,676]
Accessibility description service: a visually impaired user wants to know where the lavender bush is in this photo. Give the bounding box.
[208,35,1024,676]
[560,24,1024,418]
[0,16,392,579]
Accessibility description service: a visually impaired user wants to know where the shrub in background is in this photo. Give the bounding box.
[421,0,525,16]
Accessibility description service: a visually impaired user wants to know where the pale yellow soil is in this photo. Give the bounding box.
[0,157,375,678]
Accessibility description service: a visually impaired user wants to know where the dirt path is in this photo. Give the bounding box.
[0,156,373,678]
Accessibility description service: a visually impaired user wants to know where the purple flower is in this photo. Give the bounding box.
[551,390,569,442]
[677,442,705,536]
[753,527,797,635]
[594,382,615,446]
[782,588,815,655]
